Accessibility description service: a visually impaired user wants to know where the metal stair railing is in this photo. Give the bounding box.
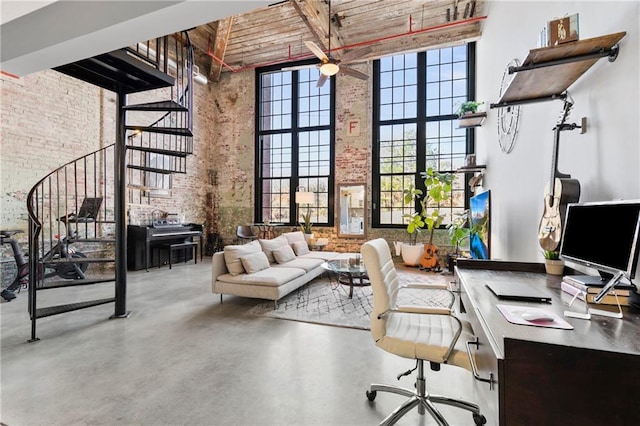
[24,32,195,340]
[26,144,117,340]
[126,33,194,204]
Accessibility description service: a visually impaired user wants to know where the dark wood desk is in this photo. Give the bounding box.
[455,259,640,426]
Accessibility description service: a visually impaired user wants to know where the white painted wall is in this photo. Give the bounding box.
[475,1,640,262]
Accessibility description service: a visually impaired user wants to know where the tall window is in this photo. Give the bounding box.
[256,66,335,226]
[372,43,475,227]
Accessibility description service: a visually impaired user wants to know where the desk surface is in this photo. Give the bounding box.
[457,262,640,359]
[455,260,640,426]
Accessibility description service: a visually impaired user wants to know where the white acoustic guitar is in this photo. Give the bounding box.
[538,100,581,251]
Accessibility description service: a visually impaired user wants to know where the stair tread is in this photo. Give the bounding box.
[38,277,116,290]
[44,257,115,264]
[126,126,192,137]
[126,165,175,174]
[53,49,174,94]
[125,145,189,157]
[34,298,115,319]
[124,100,188,112]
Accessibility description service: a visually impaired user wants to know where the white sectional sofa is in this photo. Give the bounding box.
[212,231,342,307]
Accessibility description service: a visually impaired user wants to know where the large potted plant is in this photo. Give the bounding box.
[401,168,454,267]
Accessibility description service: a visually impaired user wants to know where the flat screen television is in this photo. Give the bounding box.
[559,200,640,302]
[469,190,490,260]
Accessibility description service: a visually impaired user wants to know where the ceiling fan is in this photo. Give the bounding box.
[293,0,372,87]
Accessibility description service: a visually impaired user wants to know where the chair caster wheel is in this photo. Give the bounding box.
[473,413,487,425]
[366,390,377,401]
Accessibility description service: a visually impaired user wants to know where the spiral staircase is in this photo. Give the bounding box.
[25,33,194,341]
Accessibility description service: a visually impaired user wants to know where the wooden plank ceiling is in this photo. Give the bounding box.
[187,0,486,82]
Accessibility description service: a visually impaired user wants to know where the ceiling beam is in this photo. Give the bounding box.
[208,17,234,82]
[291,0,344,57]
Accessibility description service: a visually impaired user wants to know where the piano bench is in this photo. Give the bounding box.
[164,241,198,269]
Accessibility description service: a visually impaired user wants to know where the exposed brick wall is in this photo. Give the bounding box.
[0,60,448,266]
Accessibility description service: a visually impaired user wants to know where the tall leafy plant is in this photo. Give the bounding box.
[403,167,454,244]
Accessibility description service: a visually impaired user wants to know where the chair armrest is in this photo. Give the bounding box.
[378,306,465,363]
[394,305,451,315]
[403,282,450,290]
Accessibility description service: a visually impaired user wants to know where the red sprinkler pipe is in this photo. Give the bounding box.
[1,70,20,79]
[207,15,487,74]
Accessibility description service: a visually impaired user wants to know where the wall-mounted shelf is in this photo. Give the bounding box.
[490,32,626,109]
[457,112,487,128]
[456,165,486,190]
[456,165,486,174]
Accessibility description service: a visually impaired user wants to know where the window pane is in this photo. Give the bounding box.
[258,67,333,225]
[376,44,472,226]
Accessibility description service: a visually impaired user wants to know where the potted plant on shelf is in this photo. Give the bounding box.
[401,167,454,267]
[457,101,485,117]
[457,101,486,128]
[543,250,564,275]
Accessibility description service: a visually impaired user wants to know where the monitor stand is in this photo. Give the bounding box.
[565,275,608,286]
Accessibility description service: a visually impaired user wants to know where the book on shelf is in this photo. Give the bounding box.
[561,281,630,306]
[562,275,634,296]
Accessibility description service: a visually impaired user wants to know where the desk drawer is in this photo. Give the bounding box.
[459,285,500,425]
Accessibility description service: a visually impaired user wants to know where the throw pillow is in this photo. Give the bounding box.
[272,244,296,264]
[223,240,261,276]
[292,240,310,255]
[282,231,306,245]
[258,235,289,263]
[240,251,270,274]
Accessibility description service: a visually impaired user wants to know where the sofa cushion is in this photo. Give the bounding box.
[298,251,340,261]
[258,235,289,263]
[282,231,306,245]
[216,266,306,287]
[273,244,296,264]
[240,251,270,274]
[292,240,310,255]
[223,240,261,276]
[272,257,323,272]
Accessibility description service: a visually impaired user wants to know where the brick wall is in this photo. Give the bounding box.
[0,61,451,266]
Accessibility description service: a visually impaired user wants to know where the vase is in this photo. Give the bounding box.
[393,241,403,256]
[401,243,424,267]
[303,233,314,243]
[545,259,564,275]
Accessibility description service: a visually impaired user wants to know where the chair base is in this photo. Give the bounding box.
[366,360,485,426]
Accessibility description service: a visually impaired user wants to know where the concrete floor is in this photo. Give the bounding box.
[1,259,486,425]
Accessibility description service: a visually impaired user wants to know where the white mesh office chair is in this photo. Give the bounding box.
[360,238,486,426]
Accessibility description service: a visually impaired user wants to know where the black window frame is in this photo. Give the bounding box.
[254,61,336,228]
[371,42,477,229]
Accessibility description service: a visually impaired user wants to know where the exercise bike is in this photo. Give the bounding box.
[1,223,89,301]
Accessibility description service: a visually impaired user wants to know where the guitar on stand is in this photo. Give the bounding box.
[538,98,583,251]
[420,227,441,271]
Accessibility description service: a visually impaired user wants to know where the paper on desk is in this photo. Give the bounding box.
[497,304,573,330]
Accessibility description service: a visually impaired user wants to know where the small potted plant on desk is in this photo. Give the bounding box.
[543,250,564,275]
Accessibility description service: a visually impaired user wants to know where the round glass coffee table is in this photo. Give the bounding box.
[321,258,369,298]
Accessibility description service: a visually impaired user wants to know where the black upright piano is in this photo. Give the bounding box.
[127,224,203,271]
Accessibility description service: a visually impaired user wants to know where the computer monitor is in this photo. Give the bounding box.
[559,200,640,302]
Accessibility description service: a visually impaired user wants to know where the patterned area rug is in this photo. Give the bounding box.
[247,268,453,330]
